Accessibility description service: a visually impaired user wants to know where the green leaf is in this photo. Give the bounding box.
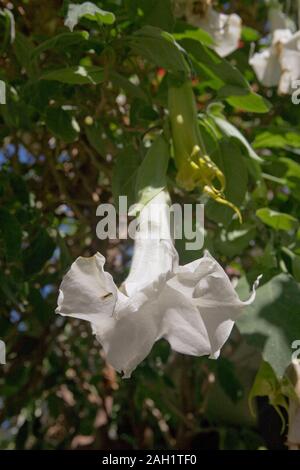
[45,107,79,143]
[23,80,61,111]
[13,32,37,77]
[64,2,115,31]
[241,26,260,42]
[226,93,271,114]
[208,111,263,163]
[173,21,214,46]
[256,208,298,232]
[281,247,300,283]
[85,121,107,155]
[0,270,20,307]
[23,228,55,275]
[214,224,256,258]
[112,146,140,211]
[180,38,248,89]
[1,94,33,130]
[270,157,300,201]
[249,361,281,411]
[40,65,104,84]
[130,26,189,75]
[253,129,300,149]
[0,208,22,260]
[237,274,300,377]
[180,38,270,113]
[133,135,170,211]
[248,361,288,426]
[206,137,248,225]
[0,7,15,52]
[31,31,89,59]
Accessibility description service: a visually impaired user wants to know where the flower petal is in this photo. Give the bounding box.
[213,13,242,58]
[94,291,163,378]
[249,28,300,94]
[123,190,178,297]
[57,253,165,378]
[160,251,260,359]
[249,49,281,87]
[185,5,241,57]
[278,49,300,94]
[159,285,212,357]
[124,238,177,297]
[56,252,117,327]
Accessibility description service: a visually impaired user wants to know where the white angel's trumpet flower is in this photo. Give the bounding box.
[56,190,260,378]
[250,7,300,95]
[250,29,292,88]
[184,1,242,57]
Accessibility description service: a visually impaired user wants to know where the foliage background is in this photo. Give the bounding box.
[0,0,300,450]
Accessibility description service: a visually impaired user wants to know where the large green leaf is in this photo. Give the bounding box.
[40,66,104,85]
[13,32,37,77]
[180,38,247,89]
[31,31,89,59]
[112,146,140,211]
[226,92,271,114]
[22,80,61,111]
[1,94,33,130]
[180,38,270,113]
[248,361,289,424]
[237,274,300,377]
[209,112,263,163]
[85,121,108,155]
[266,157,300,201]
[253,128,300,149]
[242,26,260,42]
[130,26,189,75]
[214,224,256,258]
[0,7,15,52]
[256,208,298,232]
[173,21,214,46]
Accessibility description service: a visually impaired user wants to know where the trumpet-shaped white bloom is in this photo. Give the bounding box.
[250,7,300,95]
[56,191,260,377]
[184,2,242,57]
